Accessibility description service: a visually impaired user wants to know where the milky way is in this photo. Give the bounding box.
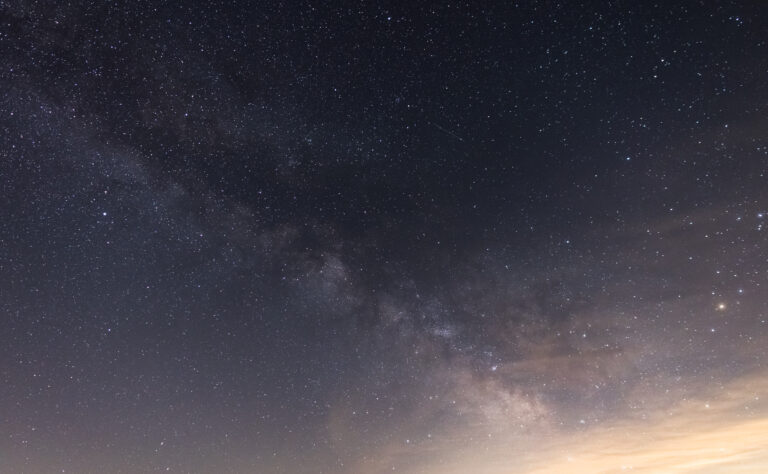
[2,2,768,473]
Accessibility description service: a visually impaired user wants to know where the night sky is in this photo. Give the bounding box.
[2,1,768,473]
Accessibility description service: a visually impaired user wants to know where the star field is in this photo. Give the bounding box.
[1,1,768,473]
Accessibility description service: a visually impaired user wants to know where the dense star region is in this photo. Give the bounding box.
[2,1,768,473]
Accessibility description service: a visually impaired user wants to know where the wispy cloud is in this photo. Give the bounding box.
[420,370,768,474]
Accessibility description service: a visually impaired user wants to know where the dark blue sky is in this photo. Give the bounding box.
[1,1,768,472]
